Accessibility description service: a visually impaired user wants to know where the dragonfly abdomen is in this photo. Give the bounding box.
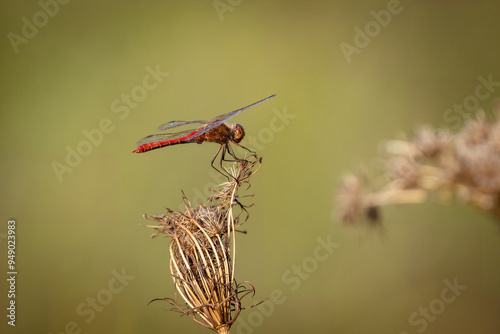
[132,133,199,153]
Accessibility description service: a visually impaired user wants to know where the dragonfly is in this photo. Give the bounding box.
[132,94,276,175]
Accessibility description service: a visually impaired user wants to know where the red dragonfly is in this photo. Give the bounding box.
[132,94,275,173]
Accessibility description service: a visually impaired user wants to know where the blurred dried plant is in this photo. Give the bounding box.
[336,110,500,225]
[145,154,262,333]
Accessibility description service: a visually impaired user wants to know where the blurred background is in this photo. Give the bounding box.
[1,1,500,333]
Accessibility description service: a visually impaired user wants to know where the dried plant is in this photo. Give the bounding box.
[336,110,500,225]
[145,154,262,333]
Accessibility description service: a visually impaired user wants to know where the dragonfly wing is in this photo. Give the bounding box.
[210,94,275,126]
[135,128,199,147]
[157,120,207,131]
[190,95,277,139]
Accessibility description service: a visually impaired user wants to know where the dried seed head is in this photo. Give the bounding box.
[385,155,420,189]
[335,111,500,226]
[454,113,500,195]
[336,173,379,224]
[146,155,262,332]
[413,125,451,158]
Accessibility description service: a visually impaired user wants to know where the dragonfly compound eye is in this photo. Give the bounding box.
[232,124,245,143]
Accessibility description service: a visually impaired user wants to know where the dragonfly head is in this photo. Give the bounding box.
[231,124,245,143]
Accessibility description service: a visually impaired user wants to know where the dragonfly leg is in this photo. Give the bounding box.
[220,143,245,165]
[211,145,231,181]
[232,142,255,155]
[224,143,237,161]
[211,144,251,182]
[223,142,255,165]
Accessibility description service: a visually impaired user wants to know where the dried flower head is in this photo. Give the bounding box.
[145,154,262,333]
[335,111,500,225]
[337,173,376,223]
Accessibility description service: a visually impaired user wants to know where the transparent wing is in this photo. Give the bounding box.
[191,94,277,139]
[157,120,207,131]
[209,94,276,124]
[135,128,199,147]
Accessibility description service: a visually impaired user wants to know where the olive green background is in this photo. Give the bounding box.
[1,1,500,333]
